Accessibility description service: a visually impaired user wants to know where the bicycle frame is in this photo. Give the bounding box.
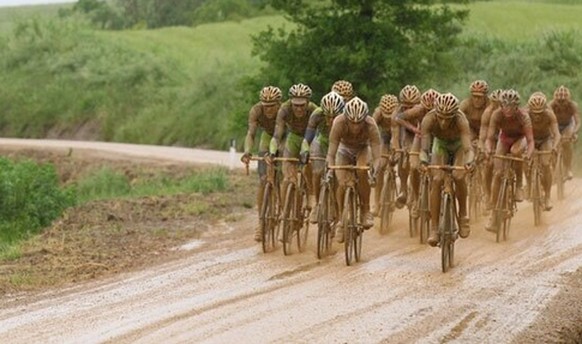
[279,157,310,256]
[379,152,399,234]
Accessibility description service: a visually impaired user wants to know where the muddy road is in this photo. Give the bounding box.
[0,139,580,343]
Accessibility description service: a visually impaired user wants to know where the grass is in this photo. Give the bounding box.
[0,3,69,32]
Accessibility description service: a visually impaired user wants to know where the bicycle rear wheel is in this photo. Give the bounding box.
[282,183,297,256]
[317,184,331,259]
[344,188,356,266]
[494,178,508,243]
[556,151,565,200]
[260,183,275,253]
[468,168,482,222]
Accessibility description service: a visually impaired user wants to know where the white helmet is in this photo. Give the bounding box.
[320,91,344,117]
[344,97,369,123]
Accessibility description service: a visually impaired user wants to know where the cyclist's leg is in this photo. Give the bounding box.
[356,147,374,229]
[409,135,421,217]
[540,138,554,210]
[373,144,389,216]
[253,132,272,241]
[397,129,413,207]
[561,123,575,179]
[510,137,527,202]
[428,140,446,246]
[452,148,470,237]
[309,138,326,222]
[486,139,510,232]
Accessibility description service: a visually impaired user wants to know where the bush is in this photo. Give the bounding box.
[0,158,76,244]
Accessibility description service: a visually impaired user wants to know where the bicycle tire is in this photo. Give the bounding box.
[503,181,514,241]
[282,183,296,256]
[408,183,417,238]
[556,151,565,200]
[379,170,396,234]
[317,184,330,259]
[468,168,481,222]
[532,168,542,226]
[441,194,453,273]
[354,192,363,263]
[344,188,355,266]
[297,180,309,253]
[260,184,274,253]
[495,178,508,243]
[419,175,430,244]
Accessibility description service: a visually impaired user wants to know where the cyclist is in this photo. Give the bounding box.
[393,88,440,217]
[478,89,504,210]
[331,80,355,102]
[371,94,399,216]
[460,80,490,141]
[526,92,561,211]
[548,85,580,180]
[417,93,474,247]
[392,85,422,209]
[300,91,345,223]
[241,86,283,241]
[485,89,534,233]
[269,83,318,209]
[326,97,382,243]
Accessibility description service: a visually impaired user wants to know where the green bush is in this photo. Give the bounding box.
[0,158,76,244]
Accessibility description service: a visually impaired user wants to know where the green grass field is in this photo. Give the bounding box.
[0,3,68,32]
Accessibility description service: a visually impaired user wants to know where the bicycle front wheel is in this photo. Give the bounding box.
[419,175,430,244]
[440,194,454,273]
[260,183,275,253]
[379,171,396,234]
[344,188,356,266]
[532,169,542,226]
[297,180,309,253]
[556,151,565,200]
[282,183,297,256]
[317,184,331,259]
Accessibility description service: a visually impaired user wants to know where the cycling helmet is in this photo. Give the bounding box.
[553,85,571,101]
[528,92,547,113]
[399,85,421,104]
[289,83,312,104]
[331,80,354,100]
[470,80,489,95]
[320,91,345,117]
[501,89,521,107]
[259,86,282,104]
[344,97,369,123]
[380,94,398,117]
[435,93,459,119]
[420,89,440,110]
[489,89,504,103]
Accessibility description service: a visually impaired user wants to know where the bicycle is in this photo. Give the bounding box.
[467,151,485,222]
[528,150,552,226]
[278,157,310,256]
[244,156,283,253]
[426,164,466,273]
[378,151,399,234]
[312,157,337,259]
[491,154,523,243]
[328,164,371,266]
[401,150,419,238]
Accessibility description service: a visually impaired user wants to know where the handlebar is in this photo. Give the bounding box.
[426,165,468,172]
[328,165,371,171]
[492,154,524,162]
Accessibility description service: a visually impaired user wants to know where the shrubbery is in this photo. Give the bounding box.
[0,158,75,245]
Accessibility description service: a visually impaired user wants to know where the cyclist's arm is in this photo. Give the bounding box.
[459,114,475,164]
[326,116,343,166]
[479,107,492,151]
[486,110,501,154]
[368,118,382,169]
[549,110,562,151]
[391,115,401,150]
[572,101,580,134]
[243,106,260,154]
[303,109,322,146]
[521,111,535,158]
[419,113,433,164]
[394,107,421,135]
[269,107,287,154]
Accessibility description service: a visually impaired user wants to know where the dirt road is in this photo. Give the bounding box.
[0,139,580,343]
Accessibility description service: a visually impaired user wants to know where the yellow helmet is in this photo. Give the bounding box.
[380,94,398,117]
[259,86,282,104]
[331,80,354,100]
[553,85,571,101]
[470,80,489,95]
[420,89,440,110]
[399,85,421,104]
[528,92,547,113]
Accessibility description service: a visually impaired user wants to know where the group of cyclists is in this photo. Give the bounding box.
[241,79,579,252]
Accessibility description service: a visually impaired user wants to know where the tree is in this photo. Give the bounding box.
[250,0,469,102]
